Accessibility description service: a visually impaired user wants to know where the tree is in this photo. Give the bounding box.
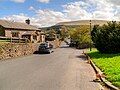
[59,26,69,41]
[91,21,120,53]
[45,29,56,41]
[69,25,90,48]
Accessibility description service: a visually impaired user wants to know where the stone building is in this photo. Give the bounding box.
[0,19,45,43]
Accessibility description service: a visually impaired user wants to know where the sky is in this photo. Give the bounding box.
[0,0,120,27]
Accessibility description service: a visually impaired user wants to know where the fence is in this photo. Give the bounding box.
[0,36,29,43]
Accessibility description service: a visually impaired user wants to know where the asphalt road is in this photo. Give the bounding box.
[0,44,103,90]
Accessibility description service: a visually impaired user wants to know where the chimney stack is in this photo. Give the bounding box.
[25,19,30,25]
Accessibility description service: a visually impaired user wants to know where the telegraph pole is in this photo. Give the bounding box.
[90,20,92,51]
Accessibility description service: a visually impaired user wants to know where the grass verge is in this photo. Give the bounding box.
[0,40,10,42]
[87,49,120,88]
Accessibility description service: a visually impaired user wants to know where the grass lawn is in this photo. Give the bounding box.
[87,49,120,88]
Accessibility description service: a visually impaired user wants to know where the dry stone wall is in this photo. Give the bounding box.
[0,43,39,60]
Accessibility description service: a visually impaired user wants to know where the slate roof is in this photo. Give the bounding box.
[0,20,40,31]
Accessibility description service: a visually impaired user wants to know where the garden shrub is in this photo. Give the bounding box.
[91,21,120,53]
[69,25,90,49]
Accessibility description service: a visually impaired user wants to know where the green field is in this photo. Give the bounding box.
[87,49,120,88]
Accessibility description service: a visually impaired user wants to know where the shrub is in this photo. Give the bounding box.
[91,21,120,53]
[69,25,90,48]
[45,29,56,41]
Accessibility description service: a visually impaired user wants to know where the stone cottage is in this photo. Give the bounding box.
[0,19,45,43]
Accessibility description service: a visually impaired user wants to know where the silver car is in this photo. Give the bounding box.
[38,43,53,54]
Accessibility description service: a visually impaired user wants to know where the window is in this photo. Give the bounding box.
[11,31,19,37]
[33,35,37,40]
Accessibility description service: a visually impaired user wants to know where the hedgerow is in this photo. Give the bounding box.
[91,21,120,53]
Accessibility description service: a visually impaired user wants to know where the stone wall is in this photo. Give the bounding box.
[0,43,39,60]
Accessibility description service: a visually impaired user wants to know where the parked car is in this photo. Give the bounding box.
[46,42,53,49]
[38,43,53,54]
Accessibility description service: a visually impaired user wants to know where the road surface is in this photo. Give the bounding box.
[0,44,103,90]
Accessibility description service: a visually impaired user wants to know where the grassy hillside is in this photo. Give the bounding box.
[42,20,117,31]
[56,20,109,26]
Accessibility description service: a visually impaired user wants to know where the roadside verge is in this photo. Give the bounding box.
[83,51,119,90]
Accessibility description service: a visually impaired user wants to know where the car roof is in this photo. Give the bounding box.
[40,43,47,46]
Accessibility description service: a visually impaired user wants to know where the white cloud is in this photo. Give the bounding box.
[37,0,50,3]
[1,10,68,27]
[63,1,92,20]
[90,0,115,20]
[29,6,35,11]
[34,9,69,27]
[10,0,25,3]
[106,0,120,6]
[1,13,43,27]
[1,0,120,27]
[2,13,29,22]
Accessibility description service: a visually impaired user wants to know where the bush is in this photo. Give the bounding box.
[45,29,56,41]
[91,21,120,53]
[76,42,89,49]
[69,25,90,49]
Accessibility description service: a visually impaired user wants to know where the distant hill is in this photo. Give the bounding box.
[41,20,120,31]
[56,20,110,26]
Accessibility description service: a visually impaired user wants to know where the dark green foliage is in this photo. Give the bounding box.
[59,26,69,41]
[69,25,90,49]
[91,21,120,53]
[44,25,69,41]
[45,29,56,41]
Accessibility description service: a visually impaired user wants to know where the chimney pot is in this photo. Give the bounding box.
[25,19,30,25]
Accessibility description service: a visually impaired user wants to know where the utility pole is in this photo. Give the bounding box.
[90,20,92,51]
